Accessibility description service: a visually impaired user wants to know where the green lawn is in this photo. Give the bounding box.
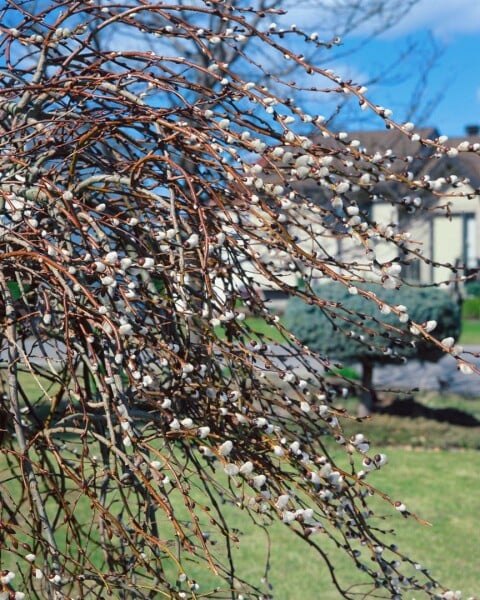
[125,327,478,599]
[2,436,479,597]
[2,349,480,597]
[147,448,480,599]
[195,392,480,597]
[213,449,480,599]
[215,315,287,343]
[339,392,480,450]
[459,318,480,345]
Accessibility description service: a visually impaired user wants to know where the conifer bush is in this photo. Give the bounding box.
[284,283,461,414]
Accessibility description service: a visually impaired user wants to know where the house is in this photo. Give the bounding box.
[412,127,480,285]
[249,125,480,305]
[325,126,480,286]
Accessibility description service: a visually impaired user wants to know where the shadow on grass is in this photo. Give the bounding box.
[377,396,480,427]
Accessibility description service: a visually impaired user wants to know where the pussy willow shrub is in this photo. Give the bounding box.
[284,284,462,415]
[0,2,476,599]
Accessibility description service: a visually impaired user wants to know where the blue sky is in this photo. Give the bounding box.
[1,0,477,138]
[324,0,480,137]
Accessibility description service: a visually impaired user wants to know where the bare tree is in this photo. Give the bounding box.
[87,0,440,127]
[0,1,474,599]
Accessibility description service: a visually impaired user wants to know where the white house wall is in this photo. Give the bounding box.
[434,182,479,283]
[403,181,480,284]
[228,182,480,297]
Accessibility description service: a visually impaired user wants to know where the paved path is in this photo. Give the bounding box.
[2,338,480,397]
[0,338,67,370]
[373,346,480,397]
[266,344,480,397]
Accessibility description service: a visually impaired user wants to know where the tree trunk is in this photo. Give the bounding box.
[358,359,375,417]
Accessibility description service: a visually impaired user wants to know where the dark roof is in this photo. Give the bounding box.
[307,126,480,197]
[432,135,480,189]
[312,127,439,163]
[260,127,480,213]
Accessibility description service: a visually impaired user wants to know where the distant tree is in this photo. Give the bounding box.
[284,283,462,415]
[89,0,440,128]
[0,1,474,599]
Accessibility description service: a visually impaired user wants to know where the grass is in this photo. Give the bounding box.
[111,446,480,599]
[339,392,480,450]
[3,446,477,598]
[2,445,478,598]
[2,363,480,597]
[203,448,480,599]
[243,316,287,343]
[459,318,480,345]
[215,316,287,343]
[172,390,480,597]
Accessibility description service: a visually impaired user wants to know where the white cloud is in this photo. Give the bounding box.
[372,0,480,41]
[281,1,480,42]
